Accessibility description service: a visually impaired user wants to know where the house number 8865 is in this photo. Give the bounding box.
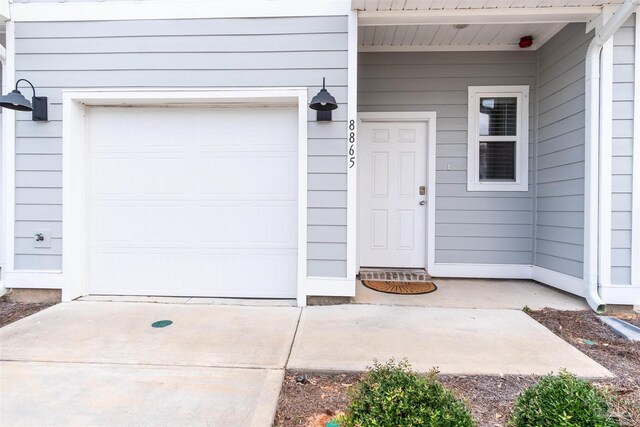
[348,120,355,169]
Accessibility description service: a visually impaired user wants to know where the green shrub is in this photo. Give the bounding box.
[338,359,475,427]
[510,370,619,427]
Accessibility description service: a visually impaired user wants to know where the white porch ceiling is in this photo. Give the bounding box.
[355,0,621,51]
[359,22,567,50]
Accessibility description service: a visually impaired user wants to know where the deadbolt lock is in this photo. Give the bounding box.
[419,186,426,195]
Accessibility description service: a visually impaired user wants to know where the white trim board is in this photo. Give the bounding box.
[531,266,586,298]
[359,44,545,52]
[3,270,65,288]
[57,88,309,304]
[430,264,533,280]
[346,10,358,282]
[600,285,640,305]
[356,112,437,275]
[2,19,15,276]
[632,12,640,287]
[599,30,614,289]
[356,7,604,26]
[306,277,356,297]
[10,0,350,22]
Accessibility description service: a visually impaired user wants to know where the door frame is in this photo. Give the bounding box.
[61,88,308,304]
[356,112,437,274]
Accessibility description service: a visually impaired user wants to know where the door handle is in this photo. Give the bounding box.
[419,200,426,206]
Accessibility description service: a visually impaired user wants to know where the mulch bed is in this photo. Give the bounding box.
[0,301,56,328]
[275,309,640,427]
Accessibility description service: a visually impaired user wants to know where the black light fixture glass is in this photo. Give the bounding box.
[0,79,48,121]
[309,77,338,122]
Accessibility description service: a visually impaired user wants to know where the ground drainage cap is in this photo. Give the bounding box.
[151,320,173,328]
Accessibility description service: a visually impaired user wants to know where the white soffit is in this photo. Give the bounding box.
[359,22,567,51]
[354,1,622,51]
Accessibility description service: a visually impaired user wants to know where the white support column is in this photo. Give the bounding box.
[632,13,640,287]
[599,27,614,289]
[346,10,358,281]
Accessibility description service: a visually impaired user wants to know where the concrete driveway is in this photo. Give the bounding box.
[0,300,611,426]
[0,302,300,427]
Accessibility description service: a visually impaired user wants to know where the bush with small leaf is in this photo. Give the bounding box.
[338,359,475,427]
[510,370,619,427]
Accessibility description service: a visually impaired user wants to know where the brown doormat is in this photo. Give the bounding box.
[361,280,437,295]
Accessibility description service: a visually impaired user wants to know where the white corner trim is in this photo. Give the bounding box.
[467,86,530,192]
[599,33,614,288]
[346,10,358,282]
[2,19,15,275]
[306,277,356,297]
[531,266,586,298]
[586,5,618,33]
[427,113,437,274]
[10,0,350,22]
[430,263,532,279]
[632,12,640,287]
[296,91,309,308]
[599,285,640,305]
[61,88,309,305]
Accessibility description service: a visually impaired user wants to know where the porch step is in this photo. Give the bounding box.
[358,269,432,282]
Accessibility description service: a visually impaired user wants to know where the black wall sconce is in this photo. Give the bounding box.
[309,78,338,122]
[0,79,48,122]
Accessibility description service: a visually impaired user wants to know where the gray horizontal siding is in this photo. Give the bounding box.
[359,51,536,266]
[14,16,349,276]
[611,16,635,285]
[534,23,592,279]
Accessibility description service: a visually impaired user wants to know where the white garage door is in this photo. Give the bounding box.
[87,106,298,298]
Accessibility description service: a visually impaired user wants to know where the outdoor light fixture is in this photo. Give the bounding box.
[0,79,48,121]
[309,77,338,122]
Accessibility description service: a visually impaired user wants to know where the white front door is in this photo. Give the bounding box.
[359,120,428,268]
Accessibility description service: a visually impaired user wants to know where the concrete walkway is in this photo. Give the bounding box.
[0,299,611,426]
[288,305,610,377]
[356,279,589,310]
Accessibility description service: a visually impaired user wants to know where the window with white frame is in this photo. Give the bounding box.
[467,86,529,192]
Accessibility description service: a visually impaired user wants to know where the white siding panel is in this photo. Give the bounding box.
[359,50,536,266]
[534,23,592,278]
[14,16,349,275]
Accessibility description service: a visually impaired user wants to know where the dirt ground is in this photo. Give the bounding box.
[274,309,640,427]
[0,301,56,328]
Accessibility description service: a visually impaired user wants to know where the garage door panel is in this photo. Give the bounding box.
[91,251,297,298]
[194,204,296,245]
[91,157,137,195]
[90,202,297,248]
[195,155,296,197]
[87,106,298,298]
[143,157,188,195]
[143,205,186,243]
[90,204,138,243]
